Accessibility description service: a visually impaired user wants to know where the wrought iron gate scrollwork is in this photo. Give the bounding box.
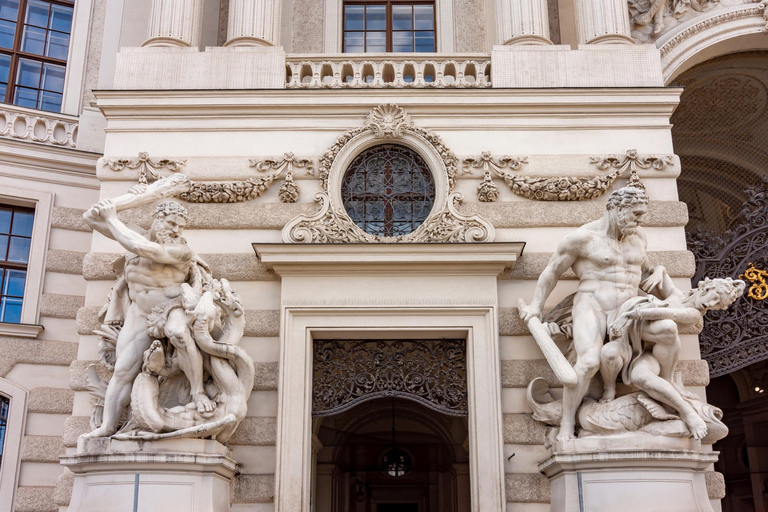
[312,339,468,416]
[687,177,768,378]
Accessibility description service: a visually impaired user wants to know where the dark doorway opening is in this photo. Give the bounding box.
[312,398,469,512]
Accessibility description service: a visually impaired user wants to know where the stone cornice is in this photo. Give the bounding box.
[93,88,683,127]
[253,242,525,276]
[0,138,100,189]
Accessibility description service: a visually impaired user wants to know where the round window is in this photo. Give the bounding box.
[341,144,436,237]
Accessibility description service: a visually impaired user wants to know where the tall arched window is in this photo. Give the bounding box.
[341,144,435,237]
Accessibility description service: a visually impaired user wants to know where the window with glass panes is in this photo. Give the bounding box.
[0,205,33,323]
[0,0,73,112]
[343,1,435,53]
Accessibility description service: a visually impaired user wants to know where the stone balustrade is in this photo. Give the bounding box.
[0,105,78,148]
[285,54,492,88]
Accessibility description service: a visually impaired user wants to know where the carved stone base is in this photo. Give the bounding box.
[540,436,717,512]
[61,438,239,512]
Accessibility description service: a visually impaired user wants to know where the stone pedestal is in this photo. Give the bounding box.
[540,437,717,512]
[61,438,239,512]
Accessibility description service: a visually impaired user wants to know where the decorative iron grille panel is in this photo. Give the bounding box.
[312,339,467,416]
[341,144,436,237]
[671,51,768,377]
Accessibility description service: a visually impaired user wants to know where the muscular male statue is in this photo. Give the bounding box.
[82,197,215,438]
[521,184,666,441]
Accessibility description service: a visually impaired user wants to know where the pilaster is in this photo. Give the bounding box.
[499,0,553,45]
[225,0,281,46]
[143,0,204,47]
[574,0,635,44]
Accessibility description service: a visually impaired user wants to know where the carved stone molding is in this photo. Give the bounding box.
[0,106,78,148]
[462,152,528,202]
[104,152,187,184]
[286,56,491,89]
[283,192,494,243]
[461,149,673,202]
[688,177,768,377]
[284,104,488,243]
[250,152,314,203]
[312,339,468,417]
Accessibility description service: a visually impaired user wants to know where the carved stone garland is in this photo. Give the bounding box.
[462,149,673,201]
[105,152,313,204]
[312,339,468,417]
[284,104,494,243]
[687,177,768,377]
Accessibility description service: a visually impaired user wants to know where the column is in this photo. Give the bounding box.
[143,0,204,47]
[499,0,553,45]
[225,0,281,46]
[574,0,634,44]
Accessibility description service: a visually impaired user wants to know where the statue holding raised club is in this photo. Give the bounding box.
[80,174,254,443]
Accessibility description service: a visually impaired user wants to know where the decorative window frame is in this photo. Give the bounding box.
[283,103,494,243]
[59,0,95,115]
[0,378,28,512]
[324,0,454,53]
[0,186,52,337]
[328,130,450,225]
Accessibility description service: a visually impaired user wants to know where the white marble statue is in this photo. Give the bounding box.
[519,180,666,440]
[81,175,254,443]
[519,178,743,443]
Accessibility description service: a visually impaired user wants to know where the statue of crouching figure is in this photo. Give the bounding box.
[527,277,744,443]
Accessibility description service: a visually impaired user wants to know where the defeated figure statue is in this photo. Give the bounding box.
[526,376,728,444]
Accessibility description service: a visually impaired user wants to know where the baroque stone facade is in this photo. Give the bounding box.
[0,0,766,511]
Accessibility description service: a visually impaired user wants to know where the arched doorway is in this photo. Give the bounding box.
[313,398,470,512]
[671,50,768,512]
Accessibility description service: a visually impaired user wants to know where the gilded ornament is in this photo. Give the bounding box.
[740,263,768,300]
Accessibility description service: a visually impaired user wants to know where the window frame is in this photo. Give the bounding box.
[342,0,436,53]
[0,379,28,512]
[0,0,75,113]
[0,187,52,337]
[326,0,453,53]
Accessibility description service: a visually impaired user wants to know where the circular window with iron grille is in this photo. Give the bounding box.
[341,144,436,237]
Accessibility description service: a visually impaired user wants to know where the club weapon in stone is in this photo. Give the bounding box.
[517,298,578,387]
[84,173,193,220]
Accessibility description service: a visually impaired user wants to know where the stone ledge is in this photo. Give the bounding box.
[82,252,278,282]
[40,293,84,319]
[51,206,89,232]
[501,359,709,388]
[706,471,725,499]
[231,474,275,504]
[0,337,78,377]
[29,388,75,414]
[45,249,85,275]
[505,473,550,503]
[21,435,64,463]
[503,414,547,445]
[77,307,280,337]
[14,486,56,512]
[462,201,687,228]
[500,250,695,280]
[229,417,277,446]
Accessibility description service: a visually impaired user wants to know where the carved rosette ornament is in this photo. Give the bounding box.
[462,149,673,201]
[284,104,493,243]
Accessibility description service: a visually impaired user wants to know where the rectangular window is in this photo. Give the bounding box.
[343,1,435,53]
[0,0,73,112]
[0,205,33,323]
